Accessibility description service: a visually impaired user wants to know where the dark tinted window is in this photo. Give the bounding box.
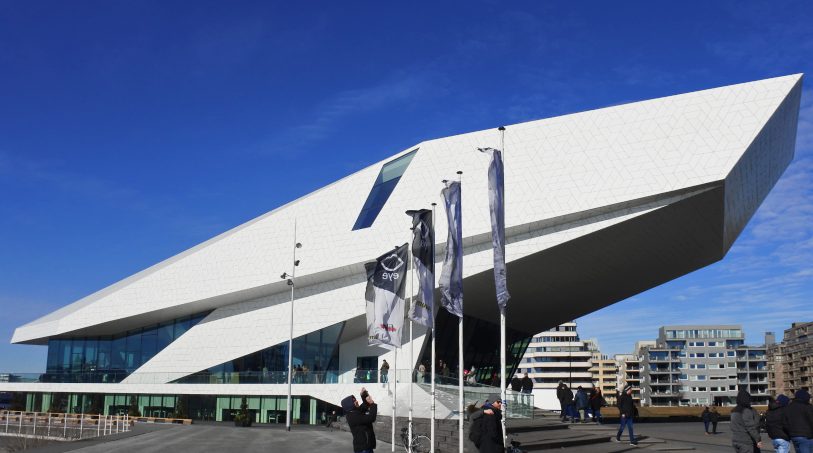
[352,149,417,230]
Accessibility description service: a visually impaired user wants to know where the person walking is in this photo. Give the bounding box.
[521,372,534,406]
[710,406,720,434]
[730,389,763,453]
[556,381,569,422]
[575,386,589,423]
[614,384,638,446]
[342,387,378,453]
[589,387,604,424]
[702,406,711,435]
[766,395,791,453]
[379,360,389,384]
[784,389,813,453]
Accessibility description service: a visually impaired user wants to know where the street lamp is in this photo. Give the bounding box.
[281,231,302,432]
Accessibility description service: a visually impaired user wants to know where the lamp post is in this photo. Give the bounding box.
[281,224,302,432]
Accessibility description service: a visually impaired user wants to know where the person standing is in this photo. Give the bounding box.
[730,390,763,453]
[342,388,378,453]
[556,381,569,421]
[511,374,522,404]
[417,362,426,383]
[475,394,503,453]
[710,406,720,434]
[379,360,389,384]
[521,372,534,406]
[575,386,589,423]
[702,407,711,435]
[614,384,638,446]
[589,387,604,424]
[767,395,791,453]
[784,389,813,453]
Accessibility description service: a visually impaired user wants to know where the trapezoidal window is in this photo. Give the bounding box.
[352,149,418,230]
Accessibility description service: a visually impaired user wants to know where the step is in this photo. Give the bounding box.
[506,418,569,432]
[510,429,613,451]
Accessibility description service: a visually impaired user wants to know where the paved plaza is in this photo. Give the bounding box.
[0,419,785,453]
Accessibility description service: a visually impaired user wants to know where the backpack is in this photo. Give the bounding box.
[468,411,484,447]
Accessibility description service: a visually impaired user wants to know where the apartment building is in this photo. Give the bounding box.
[637,326,769,406]
[769,322,813,396]
[587,343,619,406]
[517,322,593,409]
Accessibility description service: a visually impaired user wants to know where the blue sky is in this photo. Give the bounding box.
[1,1,812,371]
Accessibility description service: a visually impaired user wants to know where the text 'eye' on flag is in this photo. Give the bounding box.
[366,243,410,348]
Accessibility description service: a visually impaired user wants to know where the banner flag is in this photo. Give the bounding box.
[479,147,511,313]
[364,261,381,347]
[406,209,434,327]
[439,181,463,318]
[367,243,410,348]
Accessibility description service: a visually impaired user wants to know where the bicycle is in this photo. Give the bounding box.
[400,426,431,453]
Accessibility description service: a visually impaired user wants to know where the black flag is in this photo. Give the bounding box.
[367,244,409,348]
[406,209,434,327]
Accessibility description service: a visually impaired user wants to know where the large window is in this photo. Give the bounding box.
[352,149,417,230]
[44,311,210,383]
[177,321,345,384]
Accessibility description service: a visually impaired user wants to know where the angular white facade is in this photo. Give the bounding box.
[4,75,803,416]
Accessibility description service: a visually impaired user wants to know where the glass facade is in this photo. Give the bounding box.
[424,309,530,385]
[177,321,344,384]
[44,311,209,383]
[5,391,340,425]
[352,149,418,230]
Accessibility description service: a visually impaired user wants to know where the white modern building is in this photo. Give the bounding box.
[516,322,593,409]
[0,74,803,423]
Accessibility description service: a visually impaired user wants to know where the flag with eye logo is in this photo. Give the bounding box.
[367,243,409,348]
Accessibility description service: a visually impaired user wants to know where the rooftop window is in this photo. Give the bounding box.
[352,149,417,230]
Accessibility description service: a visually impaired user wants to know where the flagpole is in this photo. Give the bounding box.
[498,126,508,449]
[456,170,464,453]
[408,228,415,445]
[285,219,300,432]
[392,345,397,453]
[430,202,437,453]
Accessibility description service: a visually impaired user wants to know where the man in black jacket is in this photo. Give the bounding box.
[784,389,813,453]
[614,384,637,446]
[766,395,790,453]
[556,381,573,422]
[341,388,377,453]
[473,394,503,453]
[520,372,534,406]
[511,375,522,405]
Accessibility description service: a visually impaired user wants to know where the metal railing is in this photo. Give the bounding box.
[0,410,130,440]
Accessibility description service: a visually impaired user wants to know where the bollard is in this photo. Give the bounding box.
[63,413,67,438]
[19,411,23,435]
[97,414,101,437]
[33,412,37,437]
[5,410,9,433]
[79,412,84,439]
[48,414,52,437]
